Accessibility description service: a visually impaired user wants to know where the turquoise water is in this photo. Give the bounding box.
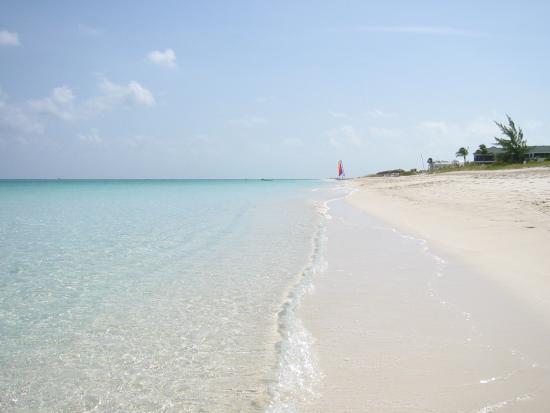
[0,180,336,412]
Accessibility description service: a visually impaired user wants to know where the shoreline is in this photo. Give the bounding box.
[267,197,330,412]
[346,167,550,322]
[300,169,550,411]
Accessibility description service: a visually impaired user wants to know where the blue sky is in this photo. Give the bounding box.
[1,0,549,178]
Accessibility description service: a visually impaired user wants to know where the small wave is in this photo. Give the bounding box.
[475,392,534,413]
[479,376,498,384]
[476,363,539,386]
[267,189,352,412]
[266,204,330,412]
[477,399,510,413]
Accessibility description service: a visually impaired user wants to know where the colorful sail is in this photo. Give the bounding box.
[337,160,344,178]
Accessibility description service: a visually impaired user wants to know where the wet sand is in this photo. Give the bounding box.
[300,170,550,412]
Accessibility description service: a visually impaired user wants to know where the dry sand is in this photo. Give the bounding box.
[348,167,550,320]
[300,167,550,412]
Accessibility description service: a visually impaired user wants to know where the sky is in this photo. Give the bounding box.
[1,0,549,178]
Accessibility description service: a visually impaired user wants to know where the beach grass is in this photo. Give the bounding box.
[363,160,550,178]
[433,159,550,174]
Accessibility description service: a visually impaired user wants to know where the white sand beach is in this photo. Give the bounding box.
[300,167,550,412]
[348,167,550,320]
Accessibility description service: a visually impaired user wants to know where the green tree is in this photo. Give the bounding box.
[456,147,468,163]
[477,144,489,155]
[494,115,528,162]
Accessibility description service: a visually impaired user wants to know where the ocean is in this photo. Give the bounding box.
[0,179,342,412]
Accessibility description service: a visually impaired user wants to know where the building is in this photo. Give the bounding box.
[473,146,502,163]
[428,160,455,170]
[526,145,550,161]
[473,145,550,163]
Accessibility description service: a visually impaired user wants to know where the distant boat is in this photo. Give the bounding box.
[260,178,273,181]
[337,160,345,179]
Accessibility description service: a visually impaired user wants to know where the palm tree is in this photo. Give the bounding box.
[494,115,528,162]
[427,157,433,171]
[456,147,468,163]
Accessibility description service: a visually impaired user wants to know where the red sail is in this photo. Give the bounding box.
[337,160,344,177]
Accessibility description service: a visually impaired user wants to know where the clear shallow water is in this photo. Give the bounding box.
[0,179,338,412]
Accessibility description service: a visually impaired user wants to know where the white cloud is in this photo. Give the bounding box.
[130,81,155,105]
[367,126,402,139]
[327,125,362,147]
[421,117,504,143]
[0,89,43,135]
[367,108,396,119]
[30,78,155,121]
[148,49,177,68]
[414,117,514,161]
[78,128,102,144]
[52,86,75,104]
[29,86,77,120]
[353,26,485,37]
[229,116,267,127]
[419,120,449,135]
[124,134,148,148]
[95,78,155,106]
[467,117,498,136]
[329,137,339,147]
[0,30,20,46]
[122,80,155,105]
[0,102,43,134]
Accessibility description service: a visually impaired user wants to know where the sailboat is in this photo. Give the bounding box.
[337,160,345,179]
